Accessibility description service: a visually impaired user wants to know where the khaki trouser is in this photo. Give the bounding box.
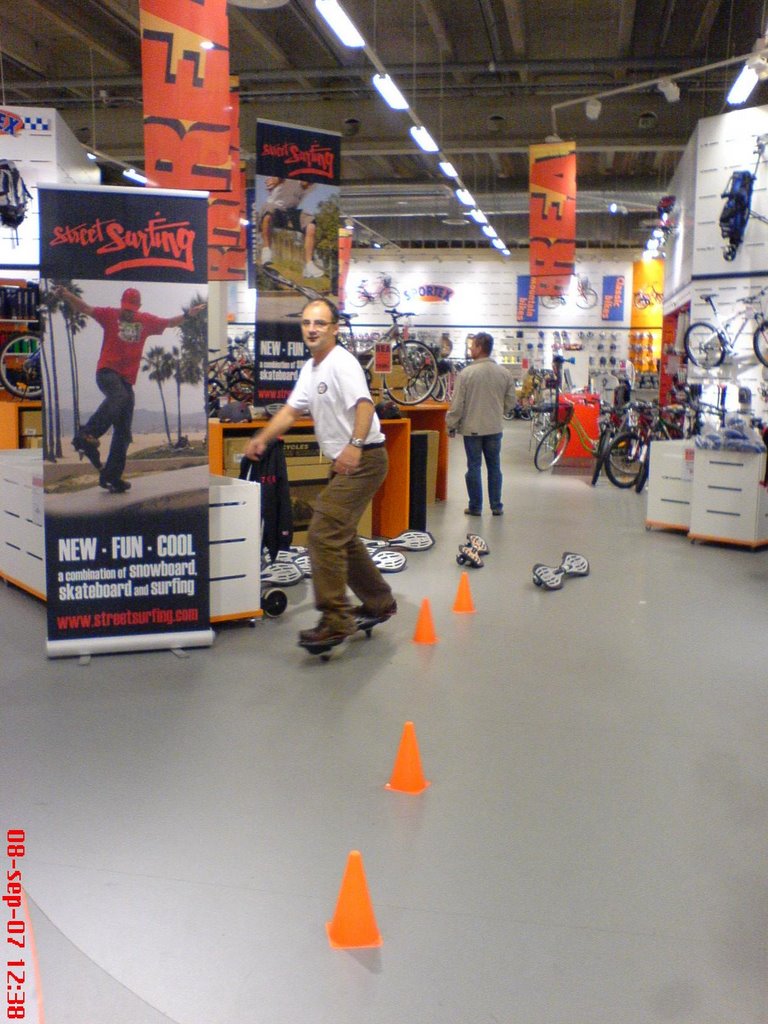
[308,446,393,630]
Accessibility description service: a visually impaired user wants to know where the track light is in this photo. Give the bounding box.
[585,98,602,121]
[409,125,438,152]
[315,0,365,47]
[372,73,408,110]
[455,188,475,206]
[657,77,680,103]
[439,160,459,178]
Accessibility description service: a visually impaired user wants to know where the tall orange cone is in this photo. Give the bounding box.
[326,850,383,949]
[452,571,476,613]
[386,721,431,794]
[412,597,438,644]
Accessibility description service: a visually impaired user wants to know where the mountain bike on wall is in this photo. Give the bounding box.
[539,274,598,310]
[719,134,768,261]
[0,332,42,399]
[683,286,768,370]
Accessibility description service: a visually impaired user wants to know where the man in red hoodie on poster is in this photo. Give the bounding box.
[55,285,205,493]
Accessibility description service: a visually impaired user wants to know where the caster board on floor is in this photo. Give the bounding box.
[532,552,590,591]
[456,533,490,567]
[298,613,389,661]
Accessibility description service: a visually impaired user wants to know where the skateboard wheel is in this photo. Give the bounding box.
[261,588,288,617]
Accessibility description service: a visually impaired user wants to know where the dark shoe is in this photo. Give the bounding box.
[492,506,504,516]
[99,473,131,494]
[298,621,355,646]
[351,600,397,621]
[464,507,482,516]
[73,432,102,470]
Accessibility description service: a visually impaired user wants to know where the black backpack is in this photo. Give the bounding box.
[0,160,33,232]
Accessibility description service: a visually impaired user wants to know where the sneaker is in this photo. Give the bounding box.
[491,506,504,516]
[99,473,131,494]
[351,600,397,622]
[464,507,482,516]
[72,432,102,470]
[298,621,355,646]
[303,260,324,279]
[260,246,273,265]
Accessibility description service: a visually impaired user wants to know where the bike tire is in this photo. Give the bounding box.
[0,333,43,400]
[589,423,614,486]
[634,450,650,493]
[576,287,598,310]
[380,286,400,309]
[348,291,370,309]
[534,423,570,471]
[753,320,768,367]
[540,295,564,309]
[604,431,644,488]
[382,341,438,405]
[684,321,726,369]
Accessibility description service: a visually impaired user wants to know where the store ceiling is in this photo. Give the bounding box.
[2,0,766,253]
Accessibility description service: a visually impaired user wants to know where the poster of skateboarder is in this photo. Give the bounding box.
[251,119,341,403]
[37,184,213,657]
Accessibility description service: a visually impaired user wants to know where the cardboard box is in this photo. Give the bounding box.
[411,429,439,503]
[20,409,42,436]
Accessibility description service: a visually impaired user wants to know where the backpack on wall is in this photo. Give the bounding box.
[0,160,33,234]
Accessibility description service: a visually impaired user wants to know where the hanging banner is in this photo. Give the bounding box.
[529,141,577,299]
[208,80,246,281]
[601,275,626,321]
[139,0,231,192]
[252,119,341,404]
[38,184,213,658]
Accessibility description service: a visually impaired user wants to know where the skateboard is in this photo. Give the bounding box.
[532,552,590,590]
[465,533,490,555]
[298,613,389,661]
[456,544,484,568]
[72,433,102,470]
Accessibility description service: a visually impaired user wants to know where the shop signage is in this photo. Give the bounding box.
[0,110,24,136]
[529,141,577,298]
[402,283,454,303]
[516,274,539,323]
[601,275,625,321]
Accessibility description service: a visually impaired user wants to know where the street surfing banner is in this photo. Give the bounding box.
[38,184,213,658]
[252,119,341,404]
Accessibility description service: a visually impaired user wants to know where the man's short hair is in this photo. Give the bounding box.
[302,297,339,323]
[474,332,494,356]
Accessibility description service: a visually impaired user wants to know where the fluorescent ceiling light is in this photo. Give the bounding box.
[200,39,215,50]
[439,160,458,178]
[728,63,760,105]
[455,188,475,206]
[409,125,438,152]
[482,225,497,238]
[372,73,408,110]
[123,167,148,184]
[491,238,505,249]
[469,208,487,224]
[315,0,365,47]
[501,248,511,256]
[86,151,98,161]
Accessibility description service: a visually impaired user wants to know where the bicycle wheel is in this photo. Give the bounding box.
[540,295,564,309]
[684,321,726,369]
[589,423,614,486]
[634,451,650,493]
[576,287,598,310]
[604,431,645,488]
[753,320,768,367]
[382,341,437,405]
[348,290,370,308]
[380,286,400,309]
[0,333,42,399]
[534,423,570,470]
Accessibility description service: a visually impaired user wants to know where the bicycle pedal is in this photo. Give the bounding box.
[559,552,589,577]
[466,533,490,555]
[457,544,484,568]
[532,564,565,590]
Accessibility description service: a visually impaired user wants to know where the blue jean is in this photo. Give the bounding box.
[463,433,503,511]
[82,368,135,482]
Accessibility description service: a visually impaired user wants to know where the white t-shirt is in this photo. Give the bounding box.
[287,344,384,460]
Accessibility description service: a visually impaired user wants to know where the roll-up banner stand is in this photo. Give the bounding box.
[251,119,341,403]
[38,184,214,658]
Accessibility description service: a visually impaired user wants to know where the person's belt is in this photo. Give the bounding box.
[362,441,385,450]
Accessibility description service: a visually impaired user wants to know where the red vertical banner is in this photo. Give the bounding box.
[529,141,577,298]
[209,81,246,280]
[337,227,352,308]
[140,0,231,191]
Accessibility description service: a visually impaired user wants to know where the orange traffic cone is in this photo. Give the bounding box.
[412,598,438,644]
[386,721,431,794]
[452,571,476,613]
[326,850,382,949]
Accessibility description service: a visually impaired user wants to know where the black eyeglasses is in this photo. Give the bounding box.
[301,319,334,328]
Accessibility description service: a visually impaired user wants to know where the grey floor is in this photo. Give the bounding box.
[2,419,767,1024]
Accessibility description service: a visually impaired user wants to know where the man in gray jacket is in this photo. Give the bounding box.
[446,332,516,516]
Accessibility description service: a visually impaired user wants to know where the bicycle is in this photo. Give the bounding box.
[533,395,629,486]
[0,332,42,400]
[603,401,685,491]
[367,309,438,405]
[683,286,768,370]
[348,273,400,310]
[540,274,598,310]
[207,333,254,415]
[633,284,663,309]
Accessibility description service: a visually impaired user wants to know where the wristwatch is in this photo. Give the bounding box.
[349,437,365,448]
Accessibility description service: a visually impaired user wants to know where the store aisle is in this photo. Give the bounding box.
[1,420,766,1024]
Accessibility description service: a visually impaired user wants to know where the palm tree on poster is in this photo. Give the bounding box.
[141,345,174,446]
[38,283,64,461]
[171,293,207,448]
